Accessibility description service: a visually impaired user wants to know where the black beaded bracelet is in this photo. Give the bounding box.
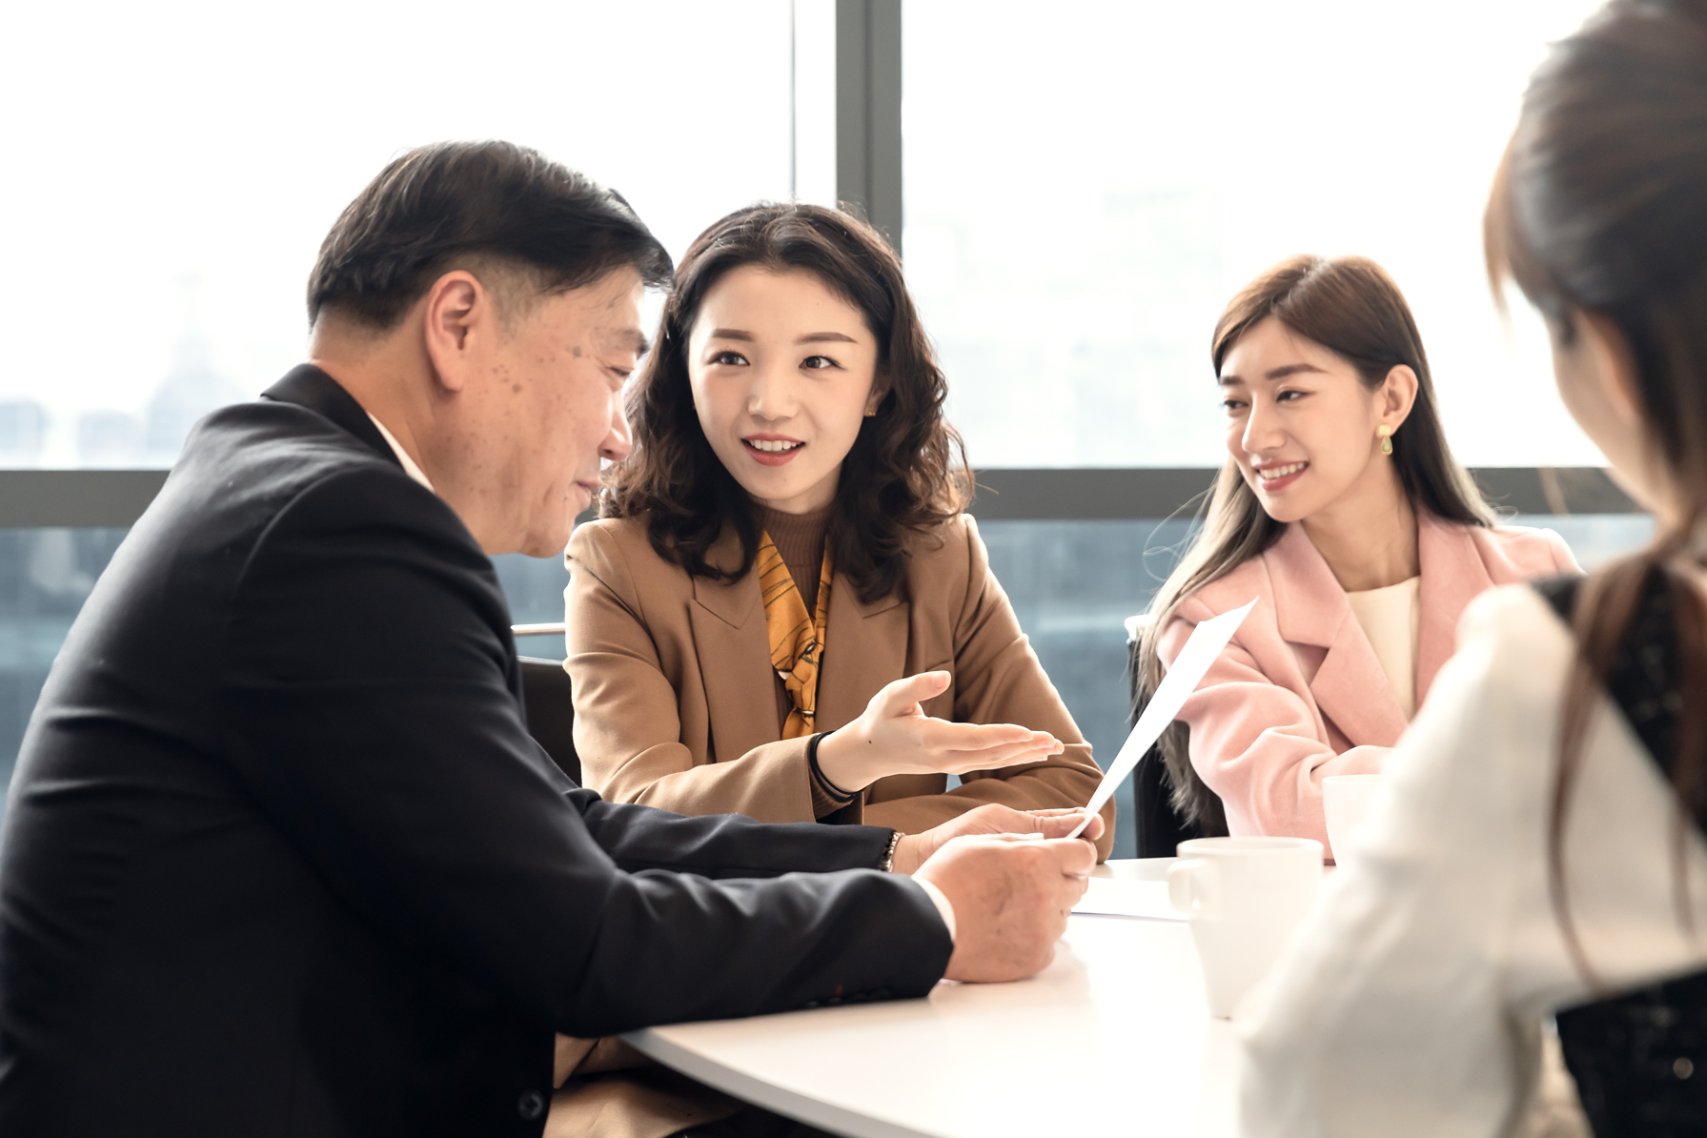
[806,732,857,802]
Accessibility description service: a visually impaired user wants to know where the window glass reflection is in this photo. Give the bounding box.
[2,0,792,468]
[904,0,1606,468]
[0,512,1658,842]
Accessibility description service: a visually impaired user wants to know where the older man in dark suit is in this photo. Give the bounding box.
[0,141,1098,1138]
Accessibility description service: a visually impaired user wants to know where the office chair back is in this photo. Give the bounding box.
[518,656,580,784]
[1126,631,1227,857]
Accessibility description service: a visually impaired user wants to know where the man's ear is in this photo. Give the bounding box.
[421,270,490,393]
[1378,364,1420,431]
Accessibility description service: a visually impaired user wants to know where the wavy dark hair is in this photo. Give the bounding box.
[604,203,970,604]
[1137,255,1493,831]
[1487,0,1707,981]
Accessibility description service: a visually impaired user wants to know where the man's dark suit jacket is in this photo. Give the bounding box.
[0,366,952,1138]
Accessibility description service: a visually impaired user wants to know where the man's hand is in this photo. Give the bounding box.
[913,833,1095,982]
[891,804,1103,876]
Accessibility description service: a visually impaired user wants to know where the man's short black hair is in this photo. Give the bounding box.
[307,140,673,329]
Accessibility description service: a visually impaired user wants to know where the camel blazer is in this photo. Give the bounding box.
[565,512,1115,858]
[1157,514,1580,850]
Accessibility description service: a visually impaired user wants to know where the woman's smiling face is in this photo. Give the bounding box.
[687,266,882,514]
[1218,316,1391,525]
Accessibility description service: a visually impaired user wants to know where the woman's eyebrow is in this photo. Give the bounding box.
[1219,362,1327,385]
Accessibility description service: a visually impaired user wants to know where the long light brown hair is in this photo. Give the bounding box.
[1137,255,1492,829]
[1486,0,1707,980]
[604,203,969,604]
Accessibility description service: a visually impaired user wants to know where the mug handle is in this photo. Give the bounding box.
[1167,857,1220,918]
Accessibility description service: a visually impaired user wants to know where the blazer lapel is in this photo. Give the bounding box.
[1269,525,1409,747]
[816,571,908,733]
[262,364,399,468]
[689,530,781,763]
[1415,514,1494,706]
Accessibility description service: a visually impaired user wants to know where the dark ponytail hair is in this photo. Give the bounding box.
[1486,0,1707,979]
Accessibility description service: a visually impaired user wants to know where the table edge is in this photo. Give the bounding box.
[624,1022,947,1138]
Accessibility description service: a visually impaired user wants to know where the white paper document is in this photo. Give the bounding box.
[1072,878,1178,920]
[1065,599,1256,840]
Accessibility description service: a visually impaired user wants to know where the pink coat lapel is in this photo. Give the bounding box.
[1266,525,1409,748]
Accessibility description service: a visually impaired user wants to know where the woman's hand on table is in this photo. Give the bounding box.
[889,804,1102,875]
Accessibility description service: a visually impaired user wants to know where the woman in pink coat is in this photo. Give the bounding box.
[1135,255,1580,855]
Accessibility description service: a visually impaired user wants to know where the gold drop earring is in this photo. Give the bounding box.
[1376,423,1394,456]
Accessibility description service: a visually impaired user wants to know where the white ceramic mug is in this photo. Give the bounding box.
[1322,773,1383,866]
[1167,836,1323,1018]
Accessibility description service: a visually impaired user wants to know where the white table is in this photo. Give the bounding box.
[623,860,1240,1138]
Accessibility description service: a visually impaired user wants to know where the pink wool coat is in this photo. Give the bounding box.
[1158,513,1580,850]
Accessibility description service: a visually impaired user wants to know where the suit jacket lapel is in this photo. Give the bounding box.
[690,529,782,763]
[262,364,398,468]
[1269,525,1409,747]
[816,571,909,733]
[1415,513,1492,706]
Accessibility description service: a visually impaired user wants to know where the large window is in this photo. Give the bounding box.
[1,0,793,468]
[0,2,1659,858]
[903,0,1606,469]
[0,0,795,808]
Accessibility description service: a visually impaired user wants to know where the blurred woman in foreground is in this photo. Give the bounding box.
[1241,2,1707,1134]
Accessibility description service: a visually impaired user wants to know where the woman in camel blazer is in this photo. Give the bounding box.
[565,202,1113,858]
[1137,255,1580,855]
[568,511,1107,840]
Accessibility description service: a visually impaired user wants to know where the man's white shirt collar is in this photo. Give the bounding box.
[366,413,433,492]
